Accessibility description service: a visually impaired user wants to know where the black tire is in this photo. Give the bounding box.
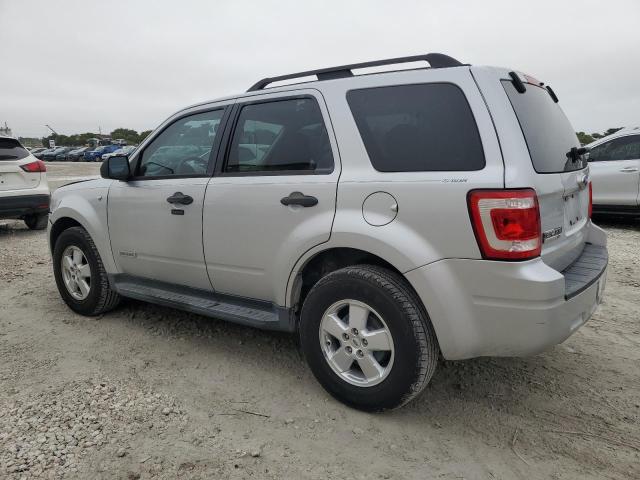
[52,226,121,316]
[24,213,48,230]
[299,265,439,411]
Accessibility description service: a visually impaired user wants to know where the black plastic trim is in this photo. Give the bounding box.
[0,194,50,218]
[248,53,466,91]
[562,243,608,300]
[110,274,295,332]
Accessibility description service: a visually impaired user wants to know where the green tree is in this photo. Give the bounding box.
[138,130,152,143]
[110,128,139,145]
[603,127,623,137]
[576,132,594,145]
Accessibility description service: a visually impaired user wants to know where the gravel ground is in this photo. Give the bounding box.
[0,166,639,479]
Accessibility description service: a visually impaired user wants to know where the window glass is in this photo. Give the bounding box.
[346,83,485,172]
[502,81,585,173]
[225,98,333,173]
[138,109,224,177]
[589,135,640,162]
[0,138,30,161]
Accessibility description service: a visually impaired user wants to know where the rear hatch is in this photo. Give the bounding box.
[501,74,589,271]
[0,138,42,191]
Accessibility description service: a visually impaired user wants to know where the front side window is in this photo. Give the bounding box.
[225,98,333,174]
[347,83,485,172]
[138,109,224,177]
[589,135,640,162]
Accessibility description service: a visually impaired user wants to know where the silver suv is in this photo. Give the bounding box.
[48,54,608,411]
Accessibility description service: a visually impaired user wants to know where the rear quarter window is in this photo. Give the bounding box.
[0,138,30,161]
[346,83,485,172]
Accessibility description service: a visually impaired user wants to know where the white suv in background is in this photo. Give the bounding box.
[0,136,50,229]
[48,54,608,411]
[587,127,640,215]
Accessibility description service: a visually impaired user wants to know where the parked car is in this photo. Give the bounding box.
[101,145,137,162]
[0,135,50,229]
[66,147,91,162]
[48,53,608,411]
[34,147,57,159]
[587,127,640,215]
[84,144,121,162]
[30,147,48,156]
[44,146,74,161]
[55,147,81,162]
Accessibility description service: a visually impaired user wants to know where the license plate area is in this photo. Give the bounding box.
[563,191,586,234]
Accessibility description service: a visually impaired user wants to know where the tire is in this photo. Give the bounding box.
[299,265,439,411]
[24,213,48,230]
[52,226,121,316]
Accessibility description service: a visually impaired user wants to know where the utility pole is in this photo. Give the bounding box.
[45,124,58,135]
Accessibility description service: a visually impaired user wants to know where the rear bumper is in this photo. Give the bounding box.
[0,194,50,218]
[406,223,608,360]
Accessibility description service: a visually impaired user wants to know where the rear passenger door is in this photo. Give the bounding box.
[588,135,640,206]
[203,90,340,302]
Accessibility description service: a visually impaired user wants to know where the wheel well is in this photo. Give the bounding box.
[49,217,83,253]
[292,248,403,313]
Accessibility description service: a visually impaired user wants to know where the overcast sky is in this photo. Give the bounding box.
[1,0,638,138]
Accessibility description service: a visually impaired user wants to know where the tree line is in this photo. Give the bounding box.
[37,128,153,147]
[576,128,623,145]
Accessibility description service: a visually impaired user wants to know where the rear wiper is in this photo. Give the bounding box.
[566,146,589,162]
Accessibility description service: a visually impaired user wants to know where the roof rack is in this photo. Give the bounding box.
[247,53,466,92]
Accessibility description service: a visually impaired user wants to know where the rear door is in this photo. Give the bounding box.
[499,74,590,271]
[588,135,640,205]
[0,138,43,192]
[203,90,339,302]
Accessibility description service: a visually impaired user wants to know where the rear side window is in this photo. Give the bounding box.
[346,83,485,172]
[0,138,29,161]
[225,97,333,174]
[502,80,585,173]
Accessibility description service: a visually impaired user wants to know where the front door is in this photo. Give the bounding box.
[588,134,640,206]
[203,91,340,303]
[108,106,229,290]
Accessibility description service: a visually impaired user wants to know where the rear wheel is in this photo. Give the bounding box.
[299,265,439,411]
[53,226,121,315]
[24,213,48,230]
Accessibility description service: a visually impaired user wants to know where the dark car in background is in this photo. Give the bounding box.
[84,144,121,162]
[60,146,90,162]
[34,147,56,159]
[44,146,75,161]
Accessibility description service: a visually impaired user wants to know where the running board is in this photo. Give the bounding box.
[110,275,295,332]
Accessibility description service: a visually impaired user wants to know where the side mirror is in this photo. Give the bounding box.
[100,155,131,181]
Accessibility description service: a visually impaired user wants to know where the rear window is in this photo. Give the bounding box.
[502,80,585,173]
[347,83,485,172]
[0,138,29,161]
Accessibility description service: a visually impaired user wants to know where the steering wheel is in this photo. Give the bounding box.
[175,156,209,175]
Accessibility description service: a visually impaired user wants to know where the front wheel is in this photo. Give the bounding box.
[299,265,439,411]
[52,226,121,316]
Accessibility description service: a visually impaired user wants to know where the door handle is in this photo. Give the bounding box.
[619,167,639,173]
[280,191,318,207]
[166,192,194,205]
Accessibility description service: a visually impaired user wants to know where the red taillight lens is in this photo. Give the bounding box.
[468,189,541,260]
[20,160,47,172]
[588,181,593,218]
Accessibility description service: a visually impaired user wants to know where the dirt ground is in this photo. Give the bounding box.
[0,165,639,479]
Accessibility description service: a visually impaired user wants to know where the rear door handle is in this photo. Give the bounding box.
[619,167,639,173]
[280,192,318,207]
[166,192,194,205]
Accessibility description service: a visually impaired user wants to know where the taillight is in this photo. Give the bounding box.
[467,189,541,261]
[20,160,47,172]
[588,181,593,218]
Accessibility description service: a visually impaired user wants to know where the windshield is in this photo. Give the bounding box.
[0,138,30,161]
[502,80,586,173]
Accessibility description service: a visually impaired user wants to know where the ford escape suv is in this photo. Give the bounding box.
[48,53,607,411]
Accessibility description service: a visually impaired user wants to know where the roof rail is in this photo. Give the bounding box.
[247,53,466,92]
